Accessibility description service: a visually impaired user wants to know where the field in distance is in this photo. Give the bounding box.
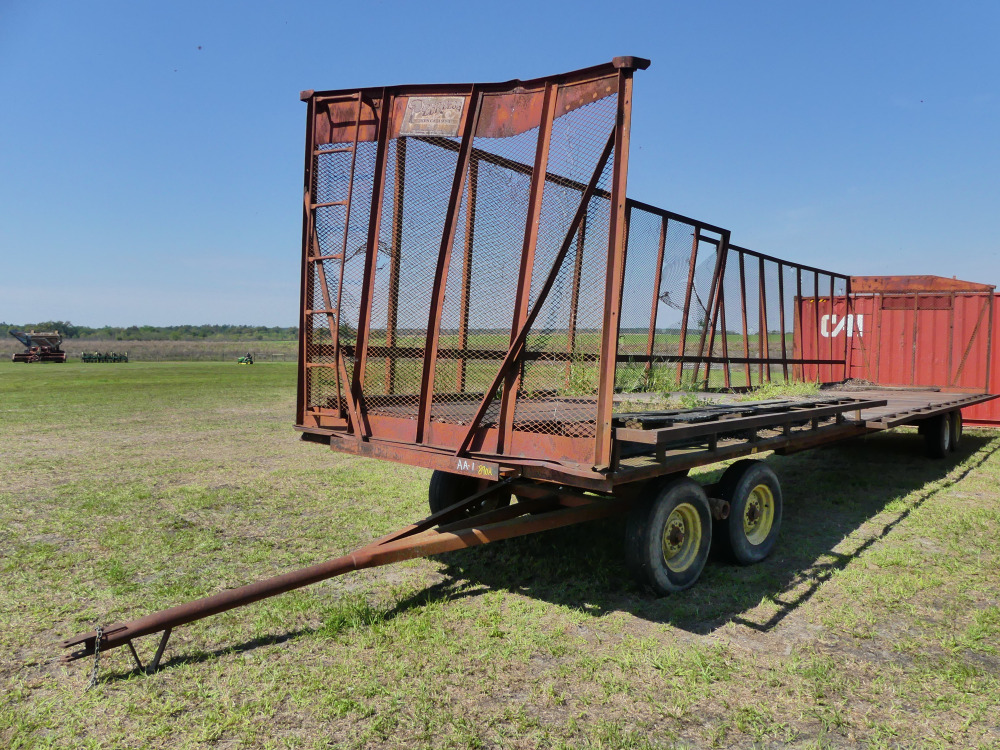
[1,361,998,749]
[4,338,299,362]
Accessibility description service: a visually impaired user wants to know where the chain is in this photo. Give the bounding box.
[87,624,103,690]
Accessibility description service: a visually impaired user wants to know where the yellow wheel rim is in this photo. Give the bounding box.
[744,484,775,545]
[661,503,702,572]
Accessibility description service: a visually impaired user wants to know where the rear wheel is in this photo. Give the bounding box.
[949,410,962,452]
[625,478,712,595]
[713,460,783,565]
[428,470,510,518]
[923,414,951,458]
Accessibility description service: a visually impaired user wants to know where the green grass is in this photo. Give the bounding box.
[2,361,999,748]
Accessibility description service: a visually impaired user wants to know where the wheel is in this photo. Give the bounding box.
[428,470,509,518]
[949,410,962,452]
[713,460,782,565]
[624,478,712,595]
[923,414,951,458]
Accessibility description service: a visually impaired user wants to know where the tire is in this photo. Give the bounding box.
[923,414,951,458]
[625,478,712,595]
[714,460,783,565]
[949,410,962,452]
[427,470,510,518]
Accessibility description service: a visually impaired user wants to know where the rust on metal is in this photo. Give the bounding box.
[57,58,999,673]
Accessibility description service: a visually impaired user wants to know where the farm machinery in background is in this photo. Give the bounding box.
[237,352,254,365]
[82,351,129,363]
[9,330,67,363]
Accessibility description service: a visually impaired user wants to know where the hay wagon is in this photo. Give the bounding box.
[64,58,996,672]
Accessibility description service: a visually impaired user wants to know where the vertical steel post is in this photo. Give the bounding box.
[910,292,919,385]
[351,89,393,431]
[738,252,751,387]
[692,234,726,389]
[644,216,667,380]
[829,275,836,383]
[594,69,635,470]
[456,155,478,393]
[795,268,803,381]
[758,256,770,383]
[417,89,483,444]
[385,137,406,394]
[699,233,729,389]
[777,262,788,382]
[719,250,731,389]
[675,231,701,385]
[813,271,821,382]
[296,93,317,426]
[498,83,559,453]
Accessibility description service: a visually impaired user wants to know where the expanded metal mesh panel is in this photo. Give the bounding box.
[615,209,723,390]
[511,162,614,435]
[362,135,462,419]
[511,93,618,436]
[429,120,539,427]
[300,74,625,457]
[298,65,856,467]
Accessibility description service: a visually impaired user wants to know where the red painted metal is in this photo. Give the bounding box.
[794,276,999,426]
[58,60,1000,677]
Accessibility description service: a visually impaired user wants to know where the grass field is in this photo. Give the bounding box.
[2,362,999,749]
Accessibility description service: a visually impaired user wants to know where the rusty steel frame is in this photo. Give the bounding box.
[296,58,862,480]
[63,480,628,666]
[62,60,1000,673]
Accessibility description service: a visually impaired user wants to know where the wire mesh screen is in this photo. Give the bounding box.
[611,222,852,393]
[300,71,625,465]
[616,207,724,391]
[510,92,618,437]
[298,64,853,471]
[429,118,540,429]
[698,246,850,388]
[363,135,462,418]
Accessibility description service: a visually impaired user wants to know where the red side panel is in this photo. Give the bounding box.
[794,279,998,427]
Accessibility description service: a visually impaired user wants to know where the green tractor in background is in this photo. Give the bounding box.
[237,352,254,365]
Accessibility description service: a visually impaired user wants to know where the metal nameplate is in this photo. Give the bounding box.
[399,96,465,137]
[452,457,500,480]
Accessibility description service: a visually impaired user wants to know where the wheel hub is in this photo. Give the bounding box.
[665,521,685,551]
[661,503,702,572]
[743,484,775,545]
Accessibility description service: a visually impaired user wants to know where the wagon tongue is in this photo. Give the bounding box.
[59,479,621,675]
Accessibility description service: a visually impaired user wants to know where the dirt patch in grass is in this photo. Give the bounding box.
[2,361,998,748]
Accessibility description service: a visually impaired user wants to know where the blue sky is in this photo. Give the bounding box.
[1,0,997,326]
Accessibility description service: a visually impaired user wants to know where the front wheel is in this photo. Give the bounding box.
[713,460,783,565]
[625,478,712,595]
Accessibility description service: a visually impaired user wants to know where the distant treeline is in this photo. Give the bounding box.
[1,321,298,341]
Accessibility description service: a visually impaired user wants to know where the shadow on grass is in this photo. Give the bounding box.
[404,431,1000,635]
[93,431,999,682]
